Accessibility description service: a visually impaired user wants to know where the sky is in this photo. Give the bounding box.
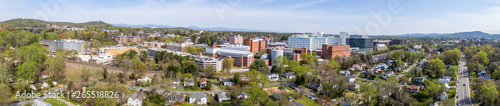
[1,0,500,35]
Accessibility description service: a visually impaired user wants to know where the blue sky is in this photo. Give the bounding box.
[1,0,500,35]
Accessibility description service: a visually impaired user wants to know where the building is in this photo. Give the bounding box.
[227,35,244,44]
[307,82,322,92]
[219,44,250,51]
[172,78,180,88]
[146,48,168,57]
[374,40,391,46]
[345,76,356,83]
[166,93,185,104]
[267,73,279,81]
[390,39,408,45]
[217,92,231,102]
[244,37,268,53]
[287,33,345,50]
[115,35,140,45]
[283,72,296,79]
[184,78,194,87]
[195,57,223,72]
[128,91,146,106]
[221,79,234,86]
[217,48,254,67]
[237,92,249,99]
[40,38,88,53]
[439,76,451,84]
[321,44,351,59]
[165,42,194,51]
[200,78,208,88]
[137,77,152,84]
[188,93,207,105]
[374,43,388,51]
[407,85,420,93]
[348,83,360,91]
[346,37,374,50]
[271,50,284,65]
[268,42,287,48]
[142,41,165,48]
[283,47,307,62]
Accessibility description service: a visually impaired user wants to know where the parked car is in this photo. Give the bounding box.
[288,97,294,101]
[463,84,466,86]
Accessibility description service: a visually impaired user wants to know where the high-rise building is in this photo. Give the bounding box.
[346,37,374,50]
[227,35,244,44]
[321,44,351,59]
[288,32,345,50]
[243,37,268,53]
[40,38,88,53]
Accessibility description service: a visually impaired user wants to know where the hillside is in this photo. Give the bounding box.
[378,31,500,39]
[0,18,112,28]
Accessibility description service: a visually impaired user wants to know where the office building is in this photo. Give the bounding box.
[227,35,244,44]
[142,41,165,48]
[115,35,140,45]
[321,44,351,59]
[374,43,388,51]
[244,37,268,53]
[217,48,254,67]
[347,37,374,50]
[40,38,88,53]
[283,47,307,62]
[165,42,194,51]
[390,39,408,45]
[195,57,223,71]
[288,32,345,50]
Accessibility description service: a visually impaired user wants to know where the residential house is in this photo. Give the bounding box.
[237,92,249,99]
[184,78,195,87]
[200,78,208,88]
[377,63,388,70]
[271,93,283,101]
[41,71,50,79]
[477,71,487,77]
[240,76,250,83]
[283,72,296,79]
[188,93,207,105]
[345,76,356,83]
[438,76,451,84]
[407,85,420,93]
[440,91,448,101]
[166,93,185,104]
[221,79,234,86]
[339,71,351,76]
[137,77,152,84]
[380,71,395,79]
[217,92,231,102]
[172,78,180,88]
[348,83,360,91]
[315,98,334,106]
[307,82,322,92]
[267,73,279,81]
[413,77,426,84]
[127,91,146,106]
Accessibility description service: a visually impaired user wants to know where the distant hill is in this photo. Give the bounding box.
[377,31,500,39]
[0,18,112,28]
[112,23,279,32]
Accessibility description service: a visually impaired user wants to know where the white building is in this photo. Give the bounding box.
[40,38,88,53]
[195,57,223,71]
[267,73,279,81]
[288,32,346,50]
[188,93,207,105]
[128,92,146,106]
[137,77,152,83]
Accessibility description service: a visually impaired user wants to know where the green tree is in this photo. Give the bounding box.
[132,60,147,78]
[45,52,66,81]
[184,64,199,76]
[233,72,241,86]
[477,82,498,105]
[448,66,458,78]
[250,59,267,71]
[206,80,212,90]
[205,65,216,78]
[439,48,462,65]
[0,84,11,104]
[360,82,378,105]
[428,58,446,78]
[16,61,38,82]
[474,51,489,66]
[223,58,234,73]
[420,80,445,102]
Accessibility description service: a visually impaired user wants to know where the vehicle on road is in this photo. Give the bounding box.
[456,95,458,98]
[288,97,294,101]
[463,84,466,86]
[458,81,460,83]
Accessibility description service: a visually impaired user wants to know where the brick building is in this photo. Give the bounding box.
[227,35,244,44]
[115,35,140,45]
[142,41,166,48]
[165,42,194,51]
[283,47,307,62]
[321,44,351,59]
[243,37,268,53]
[217,48,254,67]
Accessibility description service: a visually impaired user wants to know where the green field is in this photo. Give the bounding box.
[43,98,68,106]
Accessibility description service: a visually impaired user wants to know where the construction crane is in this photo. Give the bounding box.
[61,33,69,39]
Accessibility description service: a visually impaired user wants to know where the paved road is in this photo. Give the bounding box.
[456,55,472,106]
[397,54,430,79]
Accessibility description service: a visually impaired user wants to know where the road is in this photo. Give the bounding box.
[456,55,472,106]
[397,54,430,79]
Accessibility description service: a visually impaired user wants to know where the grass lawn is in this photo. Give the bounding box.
[62,94,83,105]
[294,96,321,106]
[439,97,455,105]
[184,87,203,91]
[44,98,68,106]
[129,89,137,94]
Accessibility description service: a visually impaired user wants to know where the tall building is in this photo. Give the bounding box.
[227,35,244,44]
[321,44,351,59]
[40,38,88,53]
[288,32,345,50]
[270,50,284,66]
[283,47,307,62]
[217,48,254,67]
[243,37,268,53]
[346,37,374,50]
[195,57,223,71]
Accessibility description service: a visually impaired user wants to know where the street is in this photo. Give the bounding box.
[456,55,472,106]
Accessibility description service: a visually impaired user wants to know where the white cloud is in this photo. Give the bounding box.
[290,0,329,8]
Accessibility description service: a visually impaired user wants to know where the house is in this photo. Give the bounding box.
[237,92,249,99]
[172,78,180,88]
[188,93,207,105]
[283,72,296,79]
[240,76,250,83]
[402,77,412,82]
[386,59,395,65]
[221,79,234,86]
[166,93,185,104]
[137,77,152,84]
[365,69,374,75]
[128,91,146,106]
[380,71,395,79]
[267,73,279,81]
[307,82,322,92]
[406,85,420,93]
[477,71,487,77]
[217,92,231,102]
[438,76,451,84]
[377,63,388,70]
[345,76,356,83]
[315,98,334,106]
[439,91,448,101]
[200,78,208,88]
[339,71,350,76]
[413,77,426,83]
[348,83,360,91]
[184,78,194,87]
[41,71,50,79]
[271,93,283,101]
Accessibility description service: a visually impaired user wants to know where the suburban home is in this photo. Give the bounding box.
[221,79,234,86]
[478,71,487,77]
[283,72,296,79]
[166,93,185,104]
[237,92,249,99]
[365,69,374,75]
[41,71,50,79]
[438,76,451,84]
[271,93,283,101]
[386,59,395,66]
[339,71,350,76]
[266,73,279,81]
[406,85,420,93]
[127,91,146,106]
[188,93,207,105]
[217,92,231,102]
[172,78,180,88]
[380,71,395,79]
[413,77,426,84]
[345,76,356,83]
[440,91,448,101]
[200,78,208,88]
[377,63,388,70]
[184,78,194,87]
[137,77,152,84]
[307,82,322,92]
[348,83,360,91]
[240,76,250,83]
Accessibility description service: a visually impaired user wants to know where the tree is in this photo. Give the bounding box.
[206,80,212,90]
[45,53,66,81]
[233,73,241,86]
[0,84,11,104]
[448,66,458,78]
[360,82,378,105]
[80,67,94,82]
[473,51,489,66]
[0,63,9,84]
[420,80,445,102]
[16,61,38,82]
[439,48,462,65]
[205,65,216,78]
[250,59,267,71]
[139,51,148,62]
[428,58,446,78]
[132,60,147,78]
[272,56,288,75]
[223,58,234,73]
[184,64,199,76]
[102,68,108,81]
[476,81,498,105]
[245,82,269,105]
[492,70,500,80]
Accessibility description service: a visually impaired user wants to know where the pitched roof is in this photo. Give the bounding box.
[200,78,208,83]
[189,93,207,99]
[129,91,146,101]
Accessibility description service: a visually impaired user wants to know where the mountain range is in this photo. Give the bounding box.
[112,23,278,32]
[376,31,500,39]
